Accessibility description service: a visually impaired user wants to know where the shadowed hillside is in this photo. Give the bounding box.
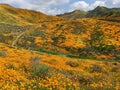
[87,6,120,22]
[57,10,87,19]
[57,6,120,22]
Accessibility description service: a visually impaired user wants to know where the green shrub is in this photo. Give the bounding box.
[30,56,41,64]
[111,66,119,72]
[5,63,17,70]
[37,64,49,75]
[78,75,93,85]
[79,77,92,85]
[31,64,50,78]
[0,51,7,57]
[115,54,120,60]
[66,60,79,67]
[31,56,40,61]
[89,64,104,73]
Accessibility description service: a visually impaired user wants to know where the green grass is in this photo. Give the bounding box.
[66,54,95,60]
[36,48,62,55]
[36,48,119,63]
[66,54,119,62]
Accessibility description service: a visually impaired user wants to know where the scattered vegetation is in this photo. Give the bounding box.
[0,4,120,90]
[0,43,119,90]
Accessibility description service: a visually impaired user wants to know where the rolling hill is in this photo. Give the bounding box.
[0,3,120,90]
[57,10,87,19]
[0,42,120,90]
[57,6,120,21]
[0,4,120,60]
[0,4,63,25]
[87,6,120,21]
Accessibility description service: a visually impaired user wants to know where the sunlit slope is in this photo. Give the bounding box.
[0,4,119,60]
[24,19,120,59]
[2,18,118,60]
[0,42,120,89]
[0,4,62,25]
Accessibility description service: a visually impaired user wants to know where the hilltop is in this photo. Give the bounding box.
[57,6,120,21]
[57,10,87,19]
[87,6,120,21]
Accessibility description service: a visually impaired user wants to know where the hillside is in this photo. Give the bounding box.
[1,18,119,60]
[57,6,120,21]
[0,4,120,60]
[0,4,120,89]
[0,4,63,25]
[0,43,120,89]
[57,10,87,19]
[87,6,120,21]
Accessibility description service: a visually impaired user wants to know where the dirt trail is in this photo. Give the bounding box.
[11,32,25,47]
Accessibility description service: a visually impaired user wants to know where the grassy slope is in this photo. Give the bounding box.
[0,4,119,61]
[0,4,63,25]
[0,18,120,60]
[0,42,120,89]
[16,18,120,60]
[0,4,120,90]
